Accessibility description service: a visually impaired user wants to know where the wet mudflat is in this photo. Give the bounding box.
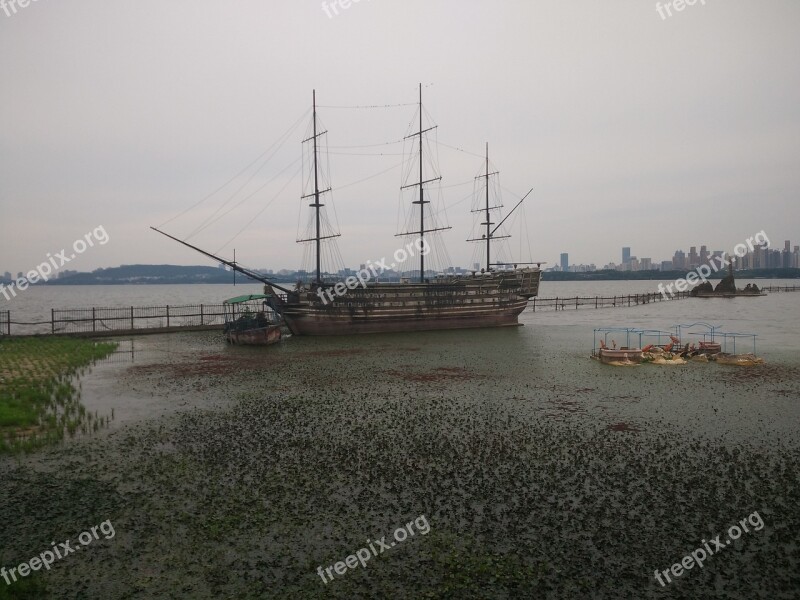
[1,320,799,599]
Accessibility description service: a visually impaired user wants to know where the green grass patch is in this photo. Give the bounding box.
[0,337,117,454]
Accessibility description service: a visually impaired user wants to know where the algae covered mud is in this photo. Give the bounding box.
[1,295,799,598]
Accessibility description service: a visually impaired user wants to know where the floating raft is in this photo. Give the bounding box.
[591,324,764,367]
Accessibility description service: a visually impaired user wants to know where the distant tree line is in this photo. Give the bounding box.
[2,264,797,286]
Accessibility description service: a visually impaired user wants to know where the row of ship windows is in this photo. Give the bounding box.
[340,290,502,298]
[330,298,513,307]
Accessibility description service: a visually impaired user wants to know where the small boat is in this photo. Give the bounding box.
[698,341,722,354]
[592,328,650,365]
[674,322,722,355]
[673,323,764,365]
[593,328,690,366]
[223,294,283,346]
[597,347,644,365]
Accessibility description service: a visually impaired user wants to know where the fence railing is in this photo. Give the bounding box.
[530,291,692,311]
[0,304,227,336]
[760,285,799,292]
[50,304,226,334]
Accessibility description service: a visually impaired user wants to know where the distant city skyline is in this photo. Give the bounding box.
[554,236,800,273]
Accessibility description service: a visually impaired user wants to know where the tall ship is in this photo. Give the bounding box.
[154,86,541,335]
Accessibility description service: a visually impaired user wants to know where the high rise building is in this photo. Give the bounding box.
[699,245,709,265]
[688,246,699,269]
[622,247,631,264]
[738,251,751,270]
[672,250,686,270]
[560,253,569,272]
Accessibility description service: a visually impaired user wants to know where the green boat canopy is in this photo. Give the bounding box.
[223,294,272,305]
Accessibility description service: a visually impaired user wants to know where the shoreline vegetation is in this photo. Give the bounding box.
[0,337,117,454]
[0,264,798,286]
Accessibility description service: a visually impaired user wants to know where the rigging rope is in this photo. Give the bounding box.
[191,155,303,240]
[157,108,310,229]
[214,161,304,255]
[317,103,416,109]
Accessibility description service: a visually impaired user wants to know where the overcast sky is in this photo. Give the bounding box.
[1,0,799,276]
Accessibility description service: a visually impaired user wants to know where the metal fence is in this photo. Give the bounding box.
[530,291,692,311]
[50,304,227,335]
[760,285,799,292]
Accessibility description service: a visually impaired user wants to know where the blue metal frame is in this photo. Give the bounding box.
[592,327,675,355]
[672,322,757,354]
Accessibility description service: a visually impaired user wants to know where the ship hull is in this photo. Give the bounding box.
[282,301,528,335]
[269,268,540,336]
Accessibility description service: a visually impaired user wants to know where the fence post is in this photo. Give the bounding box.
[575,297,579,310]
[131,307,134,330]
[166,305,170,328]
[555,296,559,311]
[51,308,55,335]
[200,304,204,325]
[92,307,96,333]
[595,296,598,309]
[532,298,536,311]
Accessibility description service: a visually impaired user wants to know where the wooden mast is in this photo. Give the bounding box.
[299,90,337,284]
[485,143,491,271]
[468,143,500,271]
[419,84,425,282]
[313,90,321,284]
[397,84,448,279]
